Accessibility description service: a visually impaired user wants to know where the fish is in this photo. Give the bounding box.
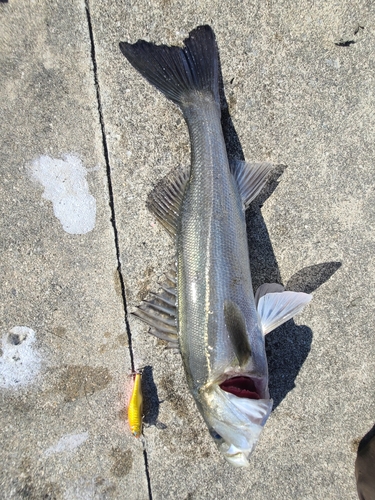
[120,25,312,466]
[128,371,143,438]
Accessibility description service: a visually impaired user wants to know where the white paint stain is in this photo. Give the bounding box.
[0,327,41,388]
[30,154,96,234]
[45,431,89,456]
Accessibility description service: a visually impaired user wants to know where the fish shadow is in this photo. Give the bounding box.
[247,191,341,408]
[218,53,341,410]
[142,365,167,429]
[265,322,312,409]
[248,191,341,409]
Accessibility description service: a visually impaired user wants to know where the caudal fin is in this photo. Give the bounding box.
[119,25,219,107]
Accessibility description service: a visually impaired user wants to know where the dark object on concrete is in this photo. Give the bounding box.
[355,424,375,500]
[335,40,356,47]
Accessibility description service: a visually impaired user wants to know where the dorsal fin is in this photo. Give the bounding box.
[229,160,273,208]
[146,166,190,237]
[224,300,251,366]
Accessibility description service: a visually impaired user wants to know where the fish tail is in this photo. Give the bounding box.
[119,25,220,107]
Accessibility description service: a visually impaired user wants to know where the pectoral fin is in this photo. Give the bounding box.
[257,289,312,335]
[254,283,285,308]
[224,300,251,366]
[229,160,273,208]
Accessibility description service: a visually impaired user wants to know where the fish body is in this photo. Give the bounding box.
[176,94,273,460]
[128,372,143,438]
[177,95,267,393]
[120,26,312,465]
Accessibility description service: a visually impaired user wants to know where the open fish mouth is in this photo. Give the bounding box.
[219,376,262,400]
[205,381,273,466]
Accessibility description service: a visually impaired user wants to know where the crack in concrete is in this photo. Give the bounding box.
[84,2,153,498]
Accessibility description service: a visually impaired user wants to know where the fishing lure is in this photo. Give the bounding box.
[128,371,143,438]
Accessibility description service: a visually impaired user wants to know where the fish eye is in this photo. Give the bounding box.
[209,429,222,440]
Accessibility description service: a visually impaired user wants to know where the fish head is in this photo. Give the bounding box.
[198,376,273,466]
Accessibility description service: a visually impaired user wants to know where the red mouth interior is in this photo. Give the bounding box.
[219,376,260,400]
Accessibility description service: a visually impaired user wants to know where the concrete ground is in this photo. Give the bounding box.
[1,0,374,498]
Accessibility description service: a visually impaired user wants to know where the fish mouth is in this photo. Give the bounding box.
[219,376,262,400]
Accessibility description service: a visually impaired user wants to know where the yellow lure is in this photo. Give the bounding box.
[128,372,143,438]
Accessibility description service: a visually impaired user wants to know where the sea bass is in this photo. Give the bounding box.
[120,26,312,466]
